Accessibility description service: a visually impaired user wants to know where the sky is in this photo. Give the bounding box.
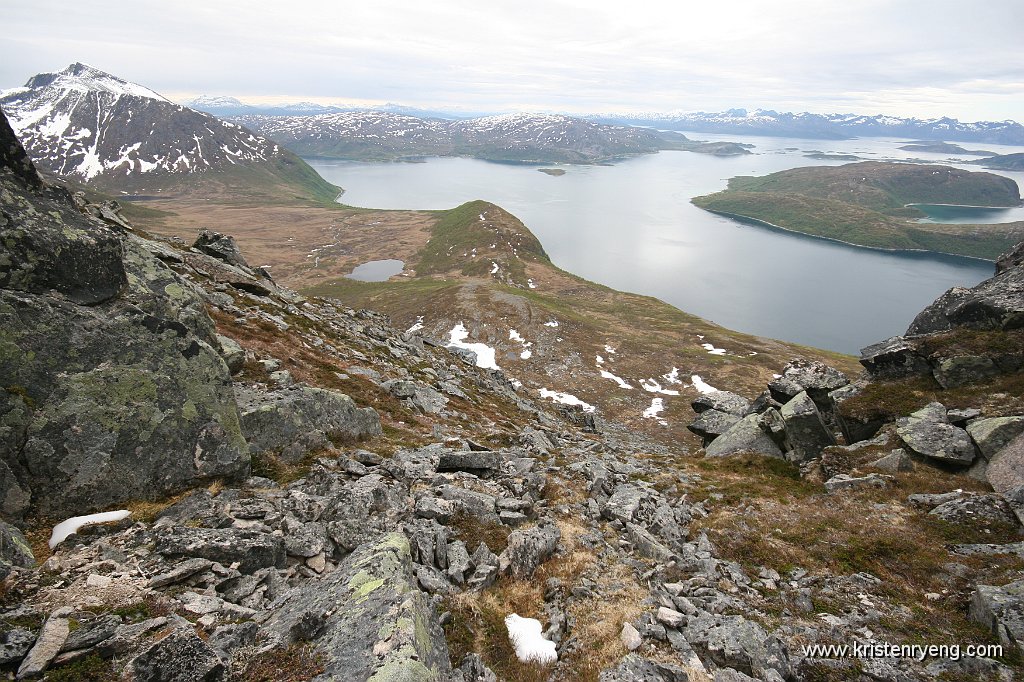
[2,0,1022,121]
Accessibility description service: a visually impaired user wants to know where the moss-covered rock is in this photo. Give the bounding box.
[261,532,451,680]
[0,111,248,519]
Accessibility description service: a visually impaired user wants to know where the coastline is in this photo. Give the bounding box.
[704,208,996,263]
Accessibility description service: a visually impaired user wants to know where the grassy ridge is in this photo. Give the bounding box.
[694,161,1024,260]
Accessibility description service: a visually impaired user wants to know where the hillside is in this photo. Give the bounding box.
[232,111,751,163]
[693,161,1024,259]
[973,153,1024,172]
[0,63,339,201]
[5,107,1024,681]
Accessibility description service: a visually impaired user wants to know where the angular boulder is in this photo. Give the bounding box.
[260,533,451,680]
[968,417,1024,461]
[896,402,975,464]
[155,527,286,574]
[780,391,836,463]
[687,409,740,446]
[770,359,848,406]
[0,521,34,578]
[971,579,1024,651]
[705,414,784,459]
[859,336,931,379]
[235,384,381,463]
[692,391,751,417]
[499,522,560,578]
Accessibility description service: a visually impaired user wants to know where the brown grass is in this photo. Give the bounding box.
[237,643,326,682]
[449,512,512,555]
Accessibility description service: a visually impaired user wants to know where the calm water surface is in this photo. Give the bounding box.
[309,135,1024,354]
[346,259,405,281]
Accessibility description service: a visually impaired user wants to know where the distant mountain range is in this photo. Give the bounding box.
[0,64,338,199]
[185,95,480,121]
[231,111,751,163]
[592,108,1024,145]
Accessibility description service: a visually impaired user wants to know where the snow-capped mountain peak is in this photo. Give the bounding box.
[0,63,286,188]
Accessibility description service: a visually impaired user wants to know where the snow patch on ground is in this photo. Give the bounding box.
[544,320,558,327]
[595,354,604,365]
[639,378,680,396]
[642,397,667,425]
[662,367,682,385]
[509,329,533,360]
[447,323,499,370]
[701,342,727,356]
[691,375,718,394]
[604,345,617,354]
[491,262,500,274]
[539,388,595,413]
[599,369,633,389]
[405,316,424,334]
[50,510,131,549]
[527,279,537,289]
[505,614,558,664]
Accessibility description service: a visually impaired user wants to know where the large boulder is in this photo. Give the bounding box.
[896,402,975,465]
[780,391,836,463]
[705,414,784,459]
[971,579,1024,651]
[499,521,560,578]
[235,384,381,463]
[968,417,1024,461]
[692,391,750,416]
[688,409,740,446]
[1,113,249,519]
[769,359,848,407]
[260,533,451,680]
[0,521,34,578]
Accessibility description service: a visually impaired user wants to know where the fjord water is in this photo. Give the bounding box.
[309,136,1023,354]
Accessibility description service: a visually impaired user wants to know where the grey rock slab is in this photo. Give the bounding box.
[988,433,1024,494]
[621,622,643,651]
[147,558,215,588]
[705,414,784,459]
[235,384,381,463]
[859,336,931,379]
[601,484,656,524]
[824,473,892,493]
[908,256,1024,334]
[692,391,751,416]
[60,615,120,652]
[683,613,791,680]
[687,409,740,445]
[154,527,286,573]
[0,521,35,578]
[260,532,451,680]
[436,450,501,477]
[780,391,836,463]
[126,625,224,682]
[499,522,560,578]
[934,355,999,388]
[16,614,69,679]
[868,448,914,473]
[897,402,976,464]
[215,334,245,375]
[0,628,35,666]
[930,494,1019,526]
[598,654,691,682]
[381,379,449,415]
[969,417,1024,461]
[971,579,1024,651]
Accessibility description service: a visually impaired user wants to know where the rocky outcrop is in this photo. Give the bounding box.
[704,414,784,459]
[0,110,249,519]
[780,391,836,462]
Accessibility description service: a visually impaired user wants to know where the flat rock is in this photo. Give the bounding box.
[598,654,691,682]
[154,527,286,574]
[126,625,224,682]
[692,391,751,417]
[16,613,68,679]
[687,409,740,445]
[859,336,931,379]
[897,402,976,464]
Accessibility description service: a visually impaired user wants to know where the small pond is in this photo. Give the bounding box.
[345,259,404,281]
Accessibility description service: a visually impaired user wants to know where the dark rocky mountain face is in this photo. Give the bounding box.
[0,63,312,194]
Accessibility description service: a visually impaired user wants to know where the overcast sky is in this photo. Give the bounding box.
[2,0,1022,121]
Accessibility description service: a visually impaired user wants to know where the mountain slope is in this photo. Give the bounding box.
[693,161,1024,259]
[0,63,339,201]
[596,108,1024,145]
[233,111,750,163]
